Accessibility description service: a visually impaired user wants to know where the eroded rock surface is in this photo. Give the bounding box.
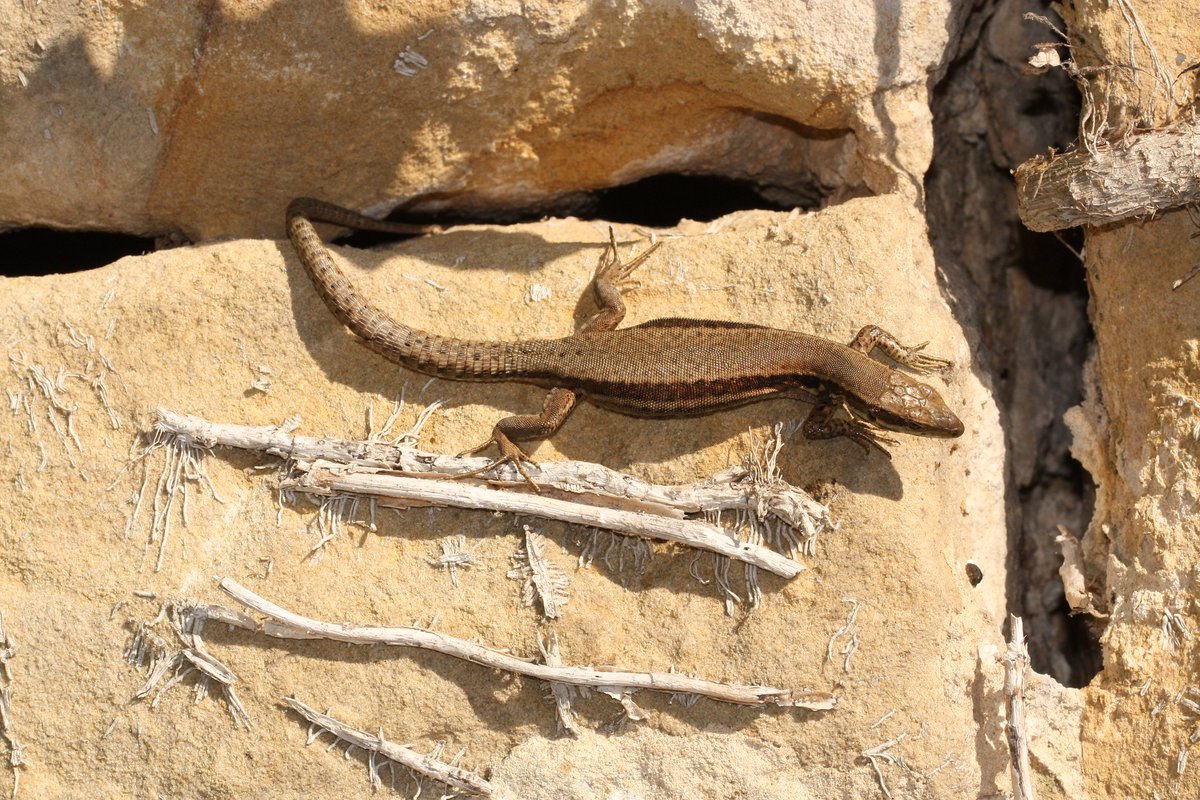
[0,200,1004,798]
[0,1,967,238]
[0,1,1069,798]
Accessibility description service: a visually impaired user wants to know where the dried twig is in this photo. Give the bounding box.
[124,603,251,728]
[825,597,861,673]
[153,409,822,579]
[282,697,510,798]
[508,526,570,619]
[428,535,481,587]
[0,614,23,798]
[1014,121,1200,231]
[118,426,225,571]
[0,615,11,685]
[215,578,836,713]
[861,733,909,799]
[1000,615,1035,800]
[1112,0,1175,125]
[536,633,582,736]
[1055,526,1106,617]
[295,464,801,577]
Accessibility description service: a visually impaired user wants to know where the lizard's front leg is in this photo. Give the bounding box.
[849,325,954,374]
[801,393,897,456]
[455,388,578,489]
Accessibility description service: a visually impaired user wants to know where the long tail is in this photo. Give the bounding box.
[286,198,529,380]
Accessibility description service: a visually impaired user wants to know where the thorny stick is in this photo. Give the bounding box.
[1000,615,1035,800]
[217,578,836,711]
[282,697,511,799]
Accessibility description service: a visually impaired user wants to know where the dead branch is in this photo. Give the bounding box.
[293,462,801,577]
[1014,122,1200,231]
[215,578,836,712]
[153,408,821,579]
[124,604,251,729]
[282,697,510,798]
[1000,615,1036,800]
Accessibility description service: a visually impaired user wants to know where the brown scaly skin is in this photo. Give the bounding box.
[286,198,964,486]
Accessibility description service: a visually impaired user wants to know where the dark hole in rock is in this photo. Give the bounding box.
[577,173,796,226]
[337,173,797,248]
[1017,226,1085,292]
[0,228,156,277]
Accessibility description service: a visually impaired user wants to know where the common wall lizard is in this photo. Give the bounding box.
[287,198,964,483]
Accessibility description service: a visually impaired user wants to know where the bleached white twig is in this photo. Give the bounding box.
[1160,602,1193,654]
[295,464,801,577]
[869,708,896,731]
[0,614,23,798]
[1113,0,1175,125]
[282,696,509,798]
[861,733,909,799]
[508,526,570,618]
[153,409,829,579]
[0,615,12,685]
[1000,615,1036,800]
[118,425,225,571]
[537,633,581,735]
[825,597,860,673]
[216,578,836,712]
[124,604,251,728]
[428,535,481,587]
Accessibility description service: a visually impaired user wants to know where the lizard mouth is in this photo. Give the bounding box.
[855,407,965,438]
[938,415,966,438]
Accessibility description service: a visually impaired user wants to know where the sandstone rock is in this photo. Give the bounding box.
[0,199,1004,798]
[0,1,966,238]
[0,2,1077,798]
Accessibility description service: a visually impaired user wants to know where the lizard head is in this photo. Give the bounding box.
[858,371,964,438]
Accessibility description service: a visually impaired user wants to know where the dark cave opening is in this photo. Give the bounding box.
[336,172,797,248]
[0,227,156,278]
[0,173,793,276]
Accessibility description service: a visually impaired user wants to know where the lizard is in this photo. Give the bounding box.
[286,197,964,486]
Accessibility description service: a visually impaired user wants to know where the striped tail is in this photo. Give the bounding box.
[286,198,526,380]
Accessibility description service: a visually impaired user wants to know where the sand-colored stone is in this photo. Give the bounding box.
[0,197,1007,797]
[1041,2,1200,797]
[0,1,967,239]
[3,1,1126,797]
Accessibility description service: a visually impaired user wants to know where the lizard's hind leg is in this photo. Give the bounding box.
[583,228,661,333]
[454,388,578,490]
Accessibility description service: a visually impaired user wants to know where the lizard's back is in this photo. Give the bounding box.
[287,207,891,419]
[514,319,888,417]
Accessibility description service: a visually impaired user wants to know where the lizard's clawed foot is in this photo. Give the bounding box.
[595,227,659,292]
[845,421,899,457]
[895,341,955,374]
[850,326,956,374]
[802,401,899,458]
[454,436,542,490]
